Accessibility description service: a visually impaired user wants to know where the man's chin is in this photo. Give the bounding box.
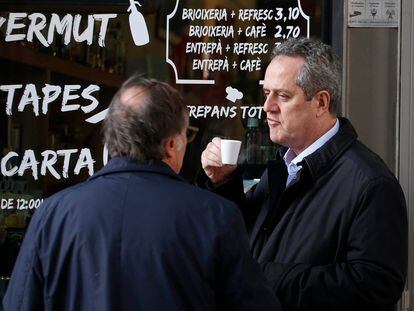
[269,134,283,145]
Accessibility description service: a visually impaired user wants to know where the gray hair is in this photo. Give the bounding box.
[103,75,187,162]
[272,37,341,114]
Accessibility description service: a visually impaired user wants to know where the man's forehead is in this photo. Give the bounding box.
[268,55,304,74]
[120,86,148,107]
[273,54,305,64]
[263,55,304,89]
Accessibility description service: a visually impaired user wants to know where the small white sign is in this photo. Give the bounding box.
[348,0,400,28]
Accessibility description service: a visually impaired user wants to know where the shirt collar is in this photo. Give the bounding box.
[283,118,340,170]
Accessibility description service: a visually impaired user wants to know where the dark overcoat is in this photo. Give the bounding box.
[3,158,280,311]
[207,118,408,311]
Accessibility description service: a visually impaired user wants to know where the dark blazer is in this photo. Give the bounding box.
[3,157,281,311]
[207,118,408,311]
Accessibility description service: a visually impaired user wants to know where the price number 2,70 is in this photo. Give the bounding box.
[274,25,301,39]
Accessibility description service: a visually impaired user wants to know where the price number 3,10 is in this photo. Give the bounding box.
[274,7,301,22]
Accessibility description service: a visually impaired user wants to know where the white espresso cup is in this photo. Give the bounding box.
[221,139,242,165]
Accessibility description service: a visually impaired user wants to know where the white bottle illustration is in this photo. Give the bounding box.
[128,0,150,46]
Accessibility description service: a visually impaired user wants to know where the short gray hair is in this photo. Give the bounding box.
[272,37,341,114]
[103,76,187,162]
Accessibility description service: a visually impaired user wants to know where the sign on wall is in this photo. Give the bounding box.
[348,0,400,28]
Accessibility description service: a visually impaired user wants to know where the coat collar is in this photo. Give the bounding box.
[302,117,357,181]
[273,117,358,183]
[89,157,186,182]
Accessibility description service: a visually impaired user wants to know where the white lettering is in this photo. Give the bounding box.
[0,84,22,115]
[240,106,264,119]
[57,149,78,178]
[187,105,238,119]
[61,85,81,112]
[27,13,49,46]
[1,84,100,116]
[238,9,274,21]
[239,58,262,72]
[18,150,39,180]
[192,57,229,72]
[188,25,234,38]
[1,149,97,180]
[6,13,27,42]
[245,25,267,38]
[73,14,94,45]
[182,8,227,21]
[48,13,73,45]
[74,148,95,176]
[40,150,60,180]
[80,85,100,113]
[1,199,14,210]
[18,84,40,116]
[1,152,18,176]
[186,41,222,55]
[41,84,62,114]
[0,17,6,29]
[233,43,268,55]
[2,13,118,47]
[93,14,117,47]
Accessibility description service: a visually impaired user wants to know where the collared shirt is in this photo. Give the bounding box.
[283,119,340,186]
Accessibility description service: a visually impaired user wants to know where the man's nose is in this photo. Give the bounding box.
[263,95,278,113]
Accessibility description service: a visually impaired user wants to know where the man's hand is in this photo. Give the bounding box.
[201,137,237,184]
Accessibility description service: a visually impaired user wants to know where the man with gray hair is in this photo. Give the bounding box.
[200,37,407,311]
[3,76,281,311]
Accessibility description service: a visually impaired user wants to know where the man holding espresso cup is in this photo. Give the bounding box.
[200,37,408,311]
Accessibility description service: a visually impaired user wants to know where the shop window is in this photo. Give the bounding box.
[0,0,331,295]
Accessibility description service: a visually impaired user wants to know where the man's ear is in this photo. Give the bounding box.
[163,136,175,160]
[176,136,184,151]
[314,90,331,117]
[163,135,183,159]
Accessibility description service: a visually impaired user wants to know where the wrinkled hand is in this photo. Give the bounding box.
[201,137,237,184]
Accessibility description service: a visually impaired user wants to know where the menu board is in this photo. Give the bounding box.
[168,2,309,84]
[0,0,326,281]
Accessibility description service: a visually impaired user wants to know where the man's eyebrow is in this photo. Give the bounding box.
[263,85,272,91]
[263,87,291,94]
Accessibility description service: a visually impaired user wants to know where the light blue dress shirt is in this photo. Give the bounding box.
[283,119,340,187]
